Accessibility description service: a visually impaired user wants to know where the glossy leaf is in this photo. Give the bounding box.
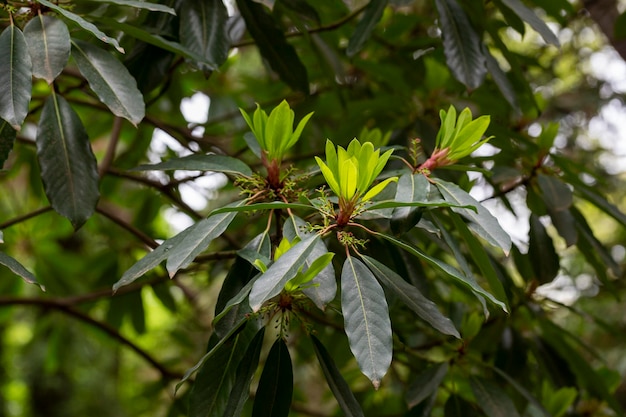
[548,206,577,247]
[500,0,560,46]
[36,93,100,229]
[0,251,44,290]
[361,255,460,338]
[165,201,243,276]
[341,256,392,389]
[528,214,559,284]
[0,121,16,168]
[251,338,293,417]
[24,15,70,84]
[37,0,125,53]
[434,0,486,88]
[248,235,319,312]
[89,0,176,14]
[470,376,521,417]
[180,0,230,70]
[134,153,252,177]
[406,363,449,408]
[435,179,511,254]
[71,40,145,126]
[312,335,365,417]
[346,0,388,57]
[391,173,429,234]
[0,24,32,130]
[236,0,309,93]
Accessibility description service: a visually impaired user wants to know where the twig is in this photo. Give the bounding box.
[0,206,53,230]
[96,203,159,249]
[99,117,123,177]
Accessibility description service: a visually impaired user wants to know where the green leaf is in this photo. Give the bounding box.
[71,40,145,126]
[483,46,520,113]
[311,335,365,417]
[251,338,293,417]
[223,327,266,417]
[346,0,388,57]
[165,201,243,276]
[180,0,230,70]
[0,24,32,130]
[391,173,429,234]
[500,0,560,46]
[0,251,44,290]
[434,0,486,88]
[376,233,507,312]
[36,0,125,53]
[341,256,392,389]
[490,367,552,417]
[188,322,257,417]
[0,121,16,169]
[470,376,521,417]
[435,179,511,254]
[445,394,480,417]
[615,11,626,40]
[406,363,449,408]
[537,174,572,212]
[547,206,577,247]
[24,15,70,84]
[36,92,100,229]
[248,235,319,312]
[236,0,310,93]
[210,201,315,215]
[528,214,559,284]
[134,153,253,177]
[361,255,460,338]
[88,0,176,14]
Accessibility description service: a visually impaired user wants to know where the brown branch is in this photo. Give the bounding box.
[99,116,123,177]
[0,206,53,230]
[96,203,159,249]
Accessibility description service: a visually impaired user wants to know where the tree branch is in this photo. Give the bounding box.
[99,116,123,177]
[0,206,53,230]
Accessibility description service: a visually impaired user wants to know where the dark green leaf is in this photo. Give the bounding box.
[548,207,577,247]
[0,121,16,168]
[528,214,559,284]
[484,47,520,113]
[275,0,321,25]
[236,0,310,93]
[434,0,486,88]
[0,24,32,130]
[435,179,511,254]
[391,173,429,234]
[71,40,145,126]
[24,15,70,84]
[444,394,480,417]
[346,0,388,57]
[311,335,365,417]
[36,92,100,229]
[89,0,176,14]
[134,153,252,177]
[223,327,266,417]
[36,0,125,53]
[615,11,626,40]
[252,338,293,417]
[500,0,560,46]
[406,363,449,408]
[575,183,626,227]
[361,255,460,338]
[470,376,521,417]
[180,0,230,69]
[210,201,315,215]
[0,251,44,290]
[248,235,319,311]
[537,174,572,212]
[341,256,392,389]
[490,367,552,417]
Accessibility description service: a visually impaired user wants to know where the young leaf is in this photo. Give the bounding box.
[499,0,560,46]
[134,153,253,177]
[251,338,293,417]
[0,121,16,168]
[434,0,486,89]
[470,376,521,417]
[0,251,44,290]
[36,92,100,229]
[24,15,70,84]
[406,363,449,408]
[311,335,365,417]
[248,235,319,311]
[36,0,125,53]
[361,255,460,338]
[341,256,392,389]
[180,0,230,70]
[346,0,388,57]
[71,40,145,126]
[0,24,32,130]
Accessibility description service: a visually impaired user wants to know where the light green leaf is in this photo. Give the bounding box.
[0,121,17,168]
[406,363,449,408]
[500,0,560,46]
[361,255,460,338]
[251,338,293,417]
[134,153,253,177]
[248,235,319,311]
[346,0,389,57]
[180,0,230,70]
[0,24,32,130]
[316,157,341,196]
[434,0,486,88]
[312,335,365,417]
[89,0,176,14]
[435,179,511,254]
[340,159,358,200]
[0,251,44,290]
[24,15,70,84]
[341,256,392,389]
[36,92,100,229]
[36,0,125,53]
[361,177,398,202]
[71,40,145,126]
[470,376,521,417]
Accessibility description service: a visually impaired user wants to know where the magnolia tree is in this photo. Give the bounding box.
[1,1,625,417]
